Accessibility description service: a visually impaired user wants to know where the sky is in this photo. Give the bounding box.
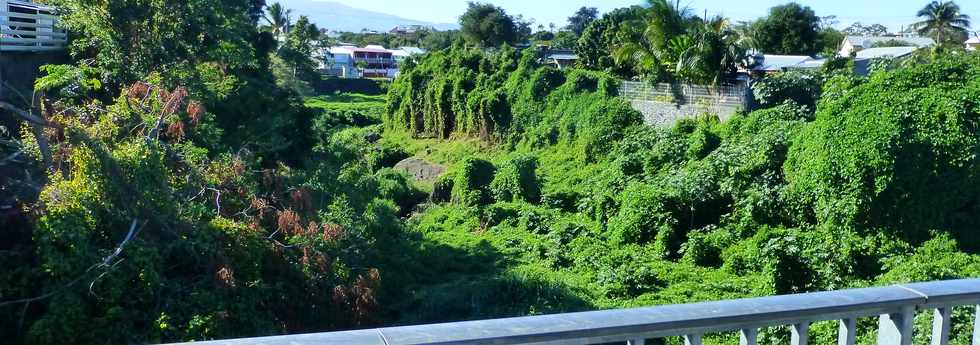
[322,0,979,32]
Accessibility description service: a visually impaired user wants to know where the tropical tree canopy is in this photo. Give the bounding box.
[459,2,519,48]
[566,6,599,36]
[576,6,645,76]
[612,0,694,81]
[751,3,821,55]
[676,17,747,85]
[264,2,293,40]
[612,0,745,85]
[914,1,971,45]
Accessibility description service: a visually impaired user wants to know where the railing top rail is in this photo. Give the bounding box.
[164,278,980,345]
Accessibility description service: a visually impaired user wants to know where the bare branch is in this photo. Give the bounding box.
[0,219,142,308]
[0,102,61,129]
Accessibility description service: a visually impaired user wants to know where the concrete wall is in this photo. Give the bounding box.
[619,81,749,126]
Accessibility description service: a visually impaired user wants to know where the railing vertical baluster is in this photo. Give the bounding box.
[684,333,702,345]
[740,328,758,345]
[792,322,810,345]
[839,318,857,345]
[878,306,915,345]
[932,306,951,345]
[973,305,980,345]
[627,338,645,345]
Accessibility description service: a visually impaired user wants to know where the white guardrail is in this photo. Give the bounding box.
[162,278,980,345]
[1,0,66,52]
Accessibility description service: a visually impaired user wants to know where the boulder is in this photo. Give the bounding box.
[393,157,446,182]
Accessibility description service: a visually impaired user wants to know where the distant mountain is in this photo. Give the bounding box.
[276,0,458,33]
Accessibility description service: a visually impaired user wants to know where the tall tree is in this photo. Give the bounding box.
[914,1,971,45]
[751,3,821,55]
[277,15,324,77]
[514,15,534,43]
[566,7,599,36]
[264,2,293,40]
[676,16,747,85]
[576,6,645,74]
[459,2,518,48]
[613,0,693,81]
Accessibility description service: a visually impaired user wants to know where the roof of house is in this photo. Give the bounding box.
[752,55,823,72]
[855,46,918,59]
[845,36,935,48]
[966,34,980,44]
[328,45,392,55]
[397,46,426,55]
[547,53,579,61]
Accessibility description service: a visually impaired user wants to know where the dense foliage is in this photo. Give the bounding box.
[4,1,980,345]
[611,0,747,84]
[750,3,822,56]
[459,2,520,48]
[379,47,980,345]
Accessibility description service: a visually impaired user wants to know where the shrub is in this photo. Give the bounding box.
[751,70,823,110]
[375,168,426,215]
[607,182,677,246]
[785,55,980,249]
[450,157,497,206]
[431,173,455,203]
[490,154,541,203]
[368,143,410,171]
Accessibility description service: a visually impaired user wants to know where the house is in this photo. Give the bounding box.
[538,48,578,70]
[1,0,67,52]
[850,46,921,76]
[854,46,918,60]
[750,54,825,75]
[324,45,398,79]
[966,32,980,51]
[390,46,426,60]
[838,36,934,57]
[323,45,425,79]
[390,25,427,35]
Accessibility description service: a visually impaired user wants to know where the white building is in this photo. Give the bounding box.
[322,45,426,79]
[838,36,934,57]
[966,32,980,51]
[750,54,825,74]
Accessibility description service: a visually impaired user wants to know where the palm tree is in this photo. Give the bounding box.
[613,0,693,81]
[913,1,971,45]
[264,2,293,40]
[676,17,747,86]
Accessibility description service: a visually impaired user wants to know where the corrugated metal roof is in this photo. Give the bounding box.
[855,46,918,59]
[548,53,578,60]
[753,55,822,72]
[845,36,935,48]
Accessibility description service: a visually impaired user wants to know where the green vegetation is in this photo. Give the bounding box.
[750,3,822,56]
[913,1,972,46]
[378,45,980,345]
[459,2,521,48]
[2,1,980,345]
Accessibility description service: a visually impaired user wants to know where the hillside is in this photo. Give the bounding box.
[4,0,980,344]
[276,0,458,33]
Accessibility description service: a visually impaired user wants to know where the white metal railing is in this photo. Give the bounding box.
[1,0,67,52]
[161,278,980,345]
[354,57,396,64]
[620,81,749,103]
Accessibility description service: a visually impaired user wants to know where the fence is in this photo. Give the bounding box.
[1,0,67,52]
[620,81,750,126]
[163,278,980,345]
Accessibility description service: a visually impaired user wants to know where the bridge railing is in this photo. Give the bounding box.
[163,278,980,345]
[1,0,67,52]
